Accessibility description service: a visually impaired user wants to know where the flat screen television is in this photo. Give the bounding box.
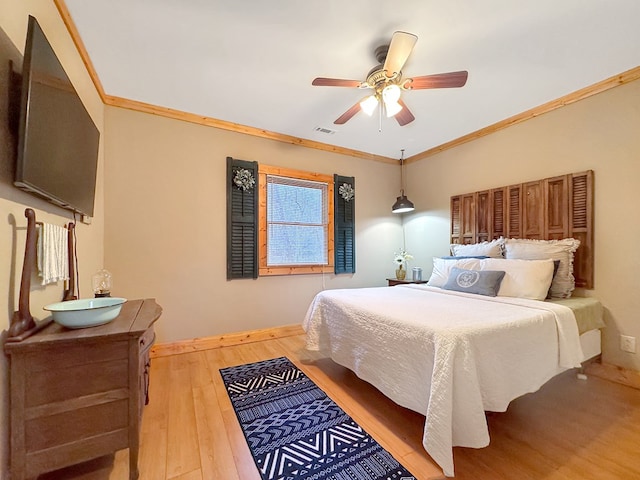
[15,15,99,217]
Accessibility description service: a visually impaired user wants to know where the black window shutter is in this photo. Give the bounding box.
[334,175,355,274]
[227,157,258,279]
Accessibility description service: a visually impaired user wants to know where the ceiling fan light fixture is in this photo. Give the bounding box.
[312,31,467,129]
[382,84,403,117]
[382,84,401,103]
[360,95,379,116]
[385,100,403,117]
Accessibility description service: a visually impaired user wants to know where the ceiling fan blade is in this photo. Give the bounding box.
[334,102,362,125]
[404,70,468,90]
[383,31,418,78]
[312,77,363,88]
[395,99,415,126]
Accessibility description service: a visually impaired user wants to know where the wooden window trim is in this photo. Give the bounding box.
[258,165,334,276]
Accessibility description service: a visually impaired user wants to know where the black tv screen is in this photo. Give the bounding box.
[15,16,99,217]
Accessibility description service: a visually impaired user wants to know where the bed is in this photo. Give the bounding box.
[303,283,603,477]
[304,171,600,477]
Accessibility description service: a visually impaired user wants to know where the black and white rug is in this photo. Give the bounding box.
[219,356,416,480]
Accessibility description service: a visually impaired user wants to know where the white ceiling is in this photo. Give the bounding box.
[64,0,640,159]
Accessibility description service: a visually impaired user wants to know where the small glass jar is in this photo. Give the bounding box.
[412,267,423,282]
[92,269,112,297]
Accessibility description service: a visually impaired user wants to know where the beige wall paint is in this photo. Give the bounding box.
[1,5,636,478]
[0,2,105,476]
[404,79,640,371]
[103,106,404,344]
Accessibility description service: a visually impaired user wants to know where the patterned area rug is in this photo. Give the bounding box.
[220,356,416,480]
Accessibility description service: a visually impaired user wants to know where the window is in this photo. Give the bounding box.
[259,165,334,275]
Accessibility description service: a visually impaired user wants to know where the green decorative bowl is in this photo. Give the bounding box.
[44,297,127,329]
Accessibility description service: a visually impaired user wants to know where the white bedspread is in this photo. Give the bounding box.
[302,285,583,477]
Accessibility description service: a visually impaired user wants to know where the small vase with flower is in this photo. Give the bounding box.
[393,249,413,281]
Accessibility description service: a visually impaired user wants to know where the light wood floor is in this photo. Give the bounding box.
[39,334,640,480]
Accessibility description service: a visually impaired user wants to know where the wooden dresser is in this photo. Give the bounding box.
[4,298,162,480]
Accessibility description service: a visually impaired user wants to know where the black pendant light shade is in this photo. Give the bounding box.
[392,193,415,213]
[392,149,415,214]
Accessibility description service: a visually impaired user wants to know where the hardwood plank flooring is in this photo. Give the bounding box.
[38,334,640,480]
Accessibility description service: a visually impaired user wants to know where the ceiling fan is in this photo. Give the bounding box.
[312,31,468,127]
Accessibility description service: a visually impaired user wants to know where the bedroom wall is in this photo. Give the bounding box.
[103,106,404,344]
[0,1,106,477]
[403,78,640,372]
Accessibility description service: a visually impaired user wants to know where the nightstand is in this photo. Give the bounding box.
[386,278,428,287]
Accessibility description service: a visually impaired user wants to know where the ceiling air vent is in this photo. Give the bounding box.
[314,126,337,135]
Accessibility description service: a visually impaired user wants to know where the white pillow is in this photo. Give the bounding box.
[480,258,555,301]
[450,237,505,258]
[427,257,483,287]
[504,238,580,299]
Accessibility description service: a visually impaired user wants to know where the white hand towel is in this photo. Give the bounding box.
[37,223,69,285]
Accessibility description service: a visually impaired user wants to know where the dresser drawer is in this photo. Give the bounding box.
[139,326,155,355]
[25,342,128,408]
[139,326,155,414]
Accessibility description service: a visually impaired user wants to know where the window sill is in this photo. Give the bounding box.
[260,265,334,276]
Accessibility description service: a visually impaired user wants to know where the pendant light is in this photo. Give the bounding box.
[392,149,415,214]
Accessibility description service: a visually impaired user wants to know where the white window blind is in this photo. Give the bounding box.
[266,175,328,266]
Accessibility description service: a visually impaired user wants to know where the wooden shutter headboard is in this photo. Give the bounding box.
[450,170,593,289]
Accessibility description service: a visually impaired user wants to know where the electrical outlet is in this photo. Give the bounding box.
[620,335,636,353]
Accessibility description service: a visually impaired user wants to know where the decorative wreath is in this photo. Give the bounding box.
[339,183,355,202]
[233,168,256,191]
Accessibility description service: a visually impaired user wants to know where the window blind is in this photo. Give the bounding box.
[266,175,328,266]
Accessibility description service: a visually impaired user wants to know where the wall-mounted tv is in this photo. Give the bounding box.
[15,16,100,218]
